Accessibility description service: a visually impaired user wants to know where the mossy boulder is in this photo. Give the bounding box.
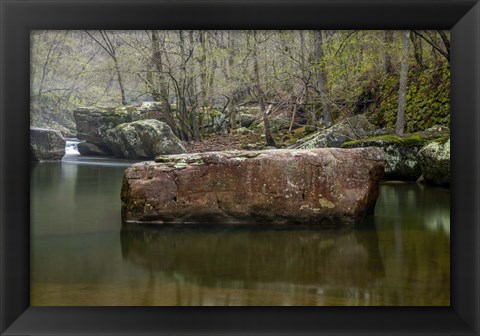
[418,138,450,187]
[290,115,376,149]
[30,127,66,161]
[238,113,257,128]
[74,106,133,150]
[73,102,169,154]
[106,119,185,160]
[343,134,428,180]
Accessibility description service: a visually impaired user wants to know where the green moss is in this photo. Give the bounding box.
[374,65,450,132]
[427,137,450,145]
[342,134,426,147]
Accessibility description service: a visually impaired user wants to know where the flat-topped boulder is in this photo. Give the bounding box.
[121,148,385,227]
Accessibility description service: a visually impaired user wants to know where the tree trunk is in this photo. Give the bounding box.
[410,32,423,68]
[177,30,190,141]
[383,30,394,74]
[188,30,201,141]
[252,31,276,147]
[151,30,178,135]
[396,31,410,137]
[227,31,238,130]
[314,30,330,126]
[112,55,127,105]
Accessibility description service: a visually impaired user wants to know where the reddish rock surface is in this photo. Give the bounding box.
[121,148,385,227]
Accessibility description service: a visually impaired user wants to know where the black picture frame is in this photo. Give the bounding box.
[1,0,479,335]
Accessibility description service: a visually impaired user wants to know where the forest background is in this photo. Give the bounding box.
[30,30,450,145]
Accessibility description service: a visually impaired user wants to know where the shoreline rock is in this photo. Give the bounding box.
[121,148,385,227]
[342,134,427,180]
[418,138,450,187]
[30,127,66,161]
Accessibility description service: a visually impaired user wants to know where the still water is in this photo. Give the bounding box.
[31,154,450,306]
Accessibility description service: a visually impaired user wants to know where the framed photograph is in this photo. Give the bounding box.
[1,0,479,335]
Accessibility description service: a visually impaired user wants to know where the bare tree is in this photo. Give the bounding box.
[85,30,127,105]
[383,30,394,73]
[252,30,276,147]
[396,31,410,137]
[314,30,330,126]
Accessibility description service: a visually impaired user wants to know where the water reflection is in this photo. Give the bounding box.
[119,213,449,306]
[31,160,450,306]
[122,225,384,290]
[31,158,128,236]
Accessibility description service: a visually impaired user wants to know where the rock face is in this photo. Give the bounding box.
[121,148,385,227]
[290,115,376,149]
[73,102,169,154]
[343,135,427,180]
[30,127,66,161]
[106,119,186,160]
[418,139,450,186]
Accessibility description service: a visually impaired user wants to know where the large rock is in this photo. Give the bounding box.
[418,139,450,187]
[73,102,169,154]
[121,148,385,227]
[30,127,66,161]
[290,115,376,149]
[106,119,186,160]
[73,106,133,151]
[342,135,427,180]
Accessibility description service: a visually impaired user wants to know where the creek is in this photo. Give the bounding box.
[30,151,450,306]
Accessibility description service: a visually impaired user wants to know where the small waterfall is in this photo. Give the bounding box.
[65,138,81,155]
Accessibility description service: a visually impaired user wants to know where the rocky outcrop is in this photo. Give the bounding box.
[418,138,450,187]
[106,119,186,160]
[121,148,385,227]
[290,115,376,149]
[342,135,427,180]
[73,102,169,155]
[30,127,66,161]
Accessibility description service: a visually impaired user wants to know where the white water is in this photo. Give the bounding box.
[65,139,81,155]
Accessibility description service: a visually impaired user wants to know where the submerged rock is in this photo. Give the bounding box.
[106,119,185,160]
[418,138,450,187]
[290,115,376,149]
[30,127,66,161]
[342,135,427,180]
[121,148,385,227]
